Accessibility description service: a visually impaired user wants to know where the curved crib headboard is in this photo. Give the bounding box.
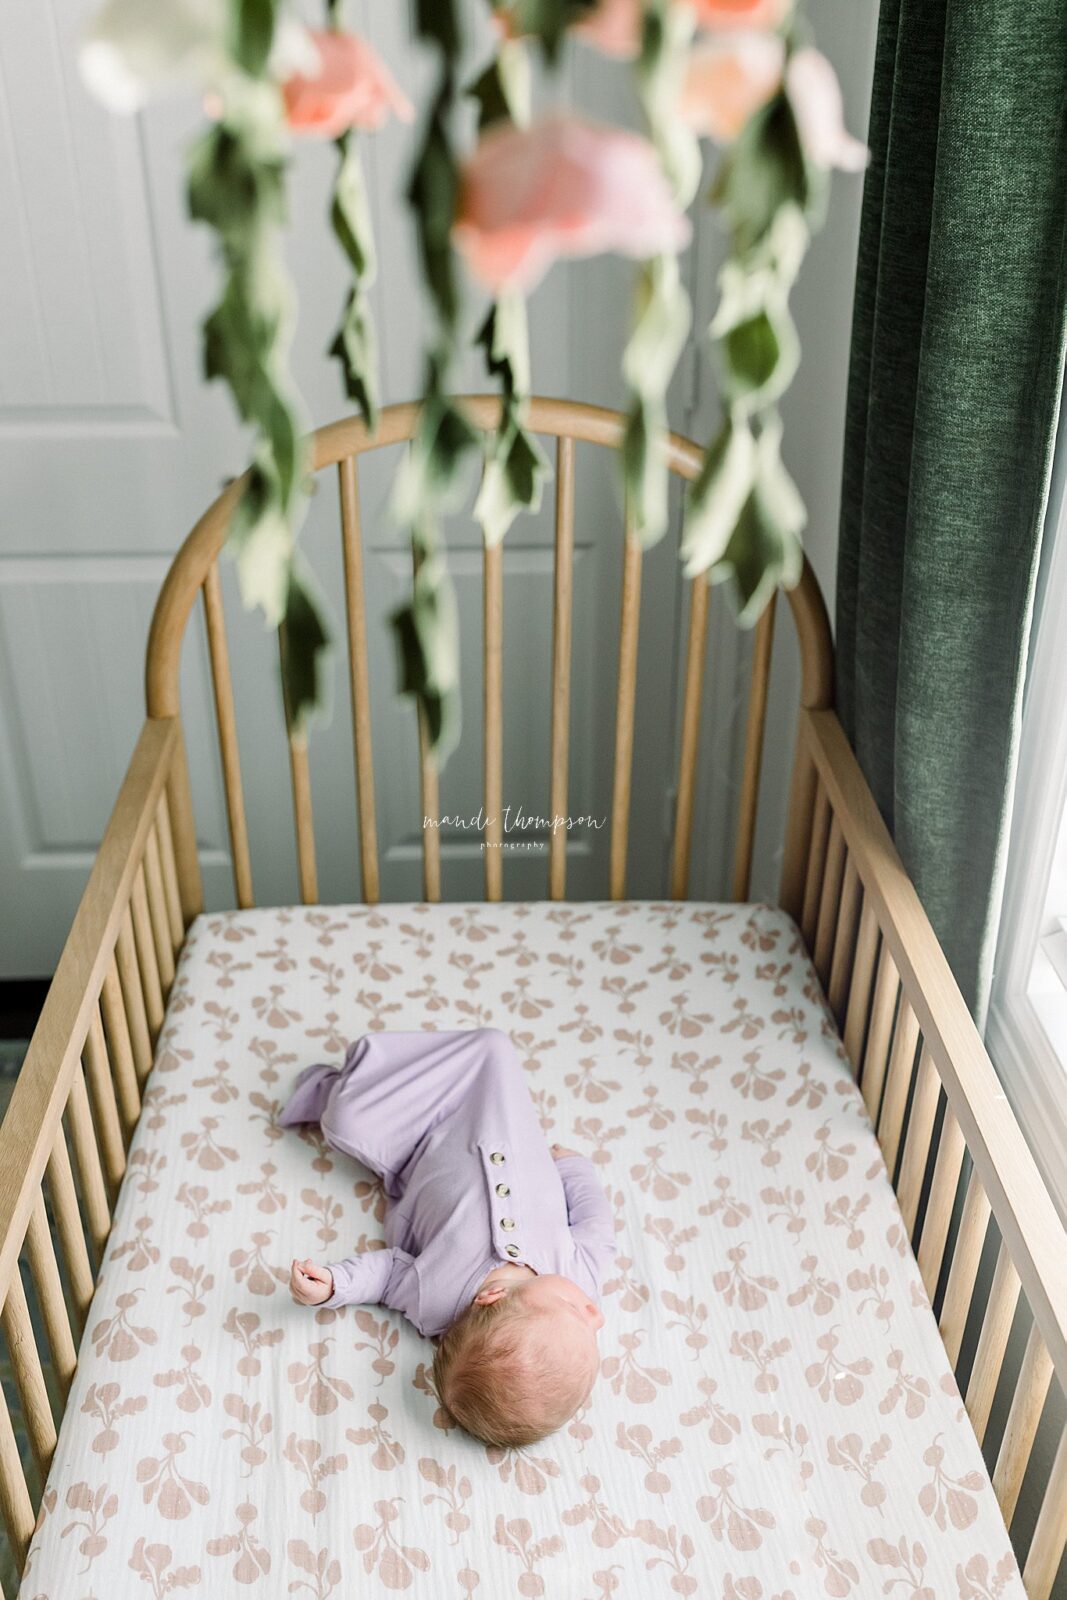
[146,396,834,910]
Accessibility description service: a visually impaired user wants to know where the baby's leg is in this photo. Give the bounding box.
[277,1063,339,1127]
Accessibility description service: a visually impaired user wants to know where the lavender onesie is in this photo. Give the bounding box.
[278,1026,617,1338]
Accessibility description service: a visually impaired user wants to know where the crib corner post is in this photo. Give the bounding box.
[779,710,816,925]
[166,717,204,926]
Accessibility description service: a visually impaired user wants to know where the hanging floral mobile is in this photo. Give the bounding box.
[80,0,865,762]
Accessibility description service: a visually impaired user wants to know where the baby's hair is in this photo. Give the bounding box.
[431,1296,596,1447]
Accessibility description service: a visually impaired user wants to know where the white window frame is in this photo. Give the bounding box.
[986,417,1067,1225]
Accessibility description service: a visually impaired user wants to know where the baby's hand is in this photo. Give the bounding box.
[550,1143,580,1160]
[290,1258,333,1307]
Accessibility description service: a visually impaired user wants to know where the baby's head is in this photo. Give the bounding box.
[432,1274,604,1446]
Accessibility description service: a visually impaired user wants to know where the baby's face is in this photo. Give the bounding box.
[508,1273,604,1373]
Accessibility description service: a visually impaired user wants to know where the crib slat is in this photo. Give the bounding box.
[940,1169,992,1368]
[549,435,575,901]
[156,796,185,952]
[100,953,142,1138]
[813,816,846,985]
[731,599,776,901]
[338,455,380,905]
[0,1381,33,1572]
[800,786,831,949]
[966,1243,1021,1444]
[131,864,165,1042]
[483,539,504,901]
[876,997,920,1176]
[993,1322,1054,1526]
[827,856,862,1024]
[46,1131,94,1333]
[842,900,878,1072]
[82,1008,125,1199]
[896,1046,941,1234]
[203,563,254,909]
[916,1105,966,1297]
[671,574,709,901]
[116,905,152,1083]
[66,1066,111,1263]
[26,1192,76,1402]
[859,945,899,1121]
[1024,1422,1067,1600]
[2,1267,57,1480]
[610,521,642,900]
[143,825,176,992]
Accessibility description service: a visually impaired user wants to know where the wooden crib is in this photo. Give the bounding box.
[1,397,1065,1595]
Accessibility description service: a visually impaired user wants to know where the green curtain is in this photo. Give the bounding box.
[837,0,1067,1023]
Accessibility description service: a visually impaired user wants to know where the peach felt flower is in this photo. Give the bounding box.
[689,0,792,29]
[785,47,868,171]
[453,114,691,294]
[282,30,413,138]
[678,34,785,141]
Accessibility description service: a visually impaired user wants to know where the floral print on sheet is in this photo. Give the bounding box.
[21,902,1022,1600]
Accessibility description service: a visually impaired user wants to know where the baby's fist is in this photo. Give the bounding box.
[550,1143,580,1160]
[290,1258,333,1307]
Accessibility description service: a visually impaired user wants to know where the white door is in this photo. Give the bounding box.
[0,2,702,974]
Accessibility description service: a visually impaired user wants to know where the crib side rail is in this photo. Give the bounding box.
[0,716,189,1573]
[786,705,1067,1597]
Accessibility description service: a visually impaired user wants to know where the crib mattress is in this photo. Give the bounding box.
[23,901,1022,1599]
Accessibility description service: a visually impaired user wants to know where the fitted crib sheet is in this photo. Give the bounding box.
[22,901,1022,1599]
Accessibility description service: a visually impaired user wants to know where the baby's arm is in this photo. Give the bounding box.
[289,1248,409,1313]
[551,1146,617,1278]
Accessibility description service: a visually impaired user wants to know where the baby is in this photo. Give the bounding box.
[279,1027,616,1447]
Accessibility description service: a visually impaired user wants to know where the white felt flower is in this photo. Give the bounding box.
[79,0,317,113]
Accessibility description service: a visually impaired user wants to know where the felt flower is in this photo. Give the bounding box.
[678,34,785,142]
[786,47,869,171]
[79,0,316,113]
[689,0,793,28]
[453,114,691,294]
[281,30,413,137]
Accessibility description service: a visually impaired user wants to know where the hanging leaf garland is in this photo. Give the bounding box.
[682,41,824,623]
[389,0,480,762]
[621,0,698,547]
[186,1,330,733]
[468,37,550,549]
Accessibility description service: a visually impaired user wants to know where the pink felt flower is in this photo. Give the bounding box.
[689,0,792,30]
[282,30,413,138]
[453,114,692,294]
[785,47,869,171]
[678,34,785,142]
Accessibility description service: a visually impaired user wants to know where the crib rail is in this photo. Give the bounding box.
[0,716,194,1572]
[785,706,1067,1597]
[146,397,834,910]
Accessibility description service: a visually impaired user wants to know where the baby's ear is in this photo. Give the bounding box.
[473,1286,507,1306]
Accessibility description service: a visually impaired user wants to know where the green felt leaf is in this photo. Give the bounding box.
[330,292,379,432]
[389,550,462,760]
[407,89,461,335]
[475,416,549,545]
[681,418,759,579]
[329,136,379,431]
[622,398,670,548]
[228,0,276,79]
[705,419,805,624]
[712,92,809,256]
[415,0,462,55]
[280,565,333,733]
[188,126,285,239]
